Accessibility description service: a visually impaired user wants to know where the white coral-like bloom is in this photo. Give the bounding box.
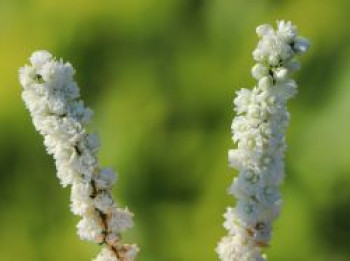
[19,51,138,261]
[217,21,309,261]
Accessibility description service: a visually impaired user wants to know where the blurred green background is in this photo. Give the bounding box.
[1,0,350,260]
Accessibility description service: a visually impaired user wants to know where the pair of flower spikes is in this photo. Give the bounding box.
[19,20,309,261]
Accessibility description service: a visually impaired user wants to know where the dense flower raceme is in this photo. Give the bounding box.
[217,21,309,261]
[19,51,138,261]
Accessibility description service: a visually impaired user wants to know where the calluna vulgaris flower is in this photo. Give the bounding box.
[217,21,309,261]
[19,51,138,261]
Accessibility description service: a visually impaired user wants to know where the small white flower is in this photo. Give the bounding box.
[77,215,103,242]
[96,168,117,190]
[93,248,119,261]
[94,191,115,214]
[19,65,36,87]
[234,89,252,114]
[71,181,94,216]
[256,24,273,38]
[251,63,269,80]
[277,20,297,43]
[216,235,264,261]
[30,50,52,67]
[273,67,289,81]
[258,76,273,90]
[108,208,134,234]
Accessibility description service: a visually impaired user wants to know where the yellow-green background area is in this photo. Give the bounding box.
[1,0,350,260]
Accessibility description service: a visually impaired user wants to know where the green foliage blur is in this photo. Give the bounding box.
[1,0,350,260]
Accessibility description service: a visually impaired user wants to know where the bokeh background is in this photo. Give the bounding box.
[1,0,350,260]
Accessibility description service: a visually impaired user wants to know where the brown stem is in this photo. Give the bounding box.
[90,178,127,260]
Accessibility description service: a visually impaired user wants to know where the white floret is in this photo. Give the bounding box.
[93,248,119,261]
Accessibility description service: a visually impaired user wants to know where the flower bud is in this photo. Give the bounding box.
[273,68,288,81]
[258,76,273,90]
[252,63,269,80]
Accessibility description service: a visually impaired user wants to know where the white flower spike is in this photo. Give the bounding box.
[217,21,309,261]
[19,51,138,261]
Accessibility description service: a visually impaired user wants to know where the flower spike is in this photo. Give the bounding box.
[19,51,138,261]
[217,21,309,261]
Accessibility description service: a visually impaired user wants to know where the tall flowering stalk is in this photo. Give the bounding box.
[19,51,138,261]
[216,21,309,260]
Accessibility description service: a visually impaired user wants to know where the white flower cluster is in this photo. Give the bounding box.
[217,21,309,261]
[19,51,138,261]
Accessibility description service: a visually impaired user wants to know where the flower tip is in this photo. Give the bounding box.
[256,24,273,37]
[30,50,52,67]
